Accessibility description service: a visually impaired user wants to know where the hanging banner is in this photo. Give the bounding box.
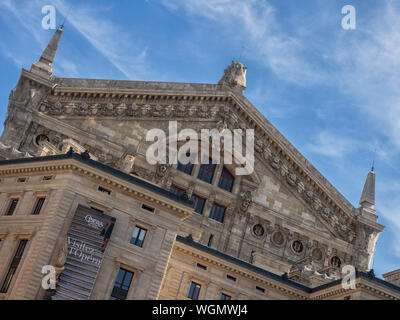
[52,205,116,300]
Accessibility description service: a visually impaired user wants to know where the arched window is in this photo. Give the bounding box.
[218,167,234,192]
[197,161,216,184]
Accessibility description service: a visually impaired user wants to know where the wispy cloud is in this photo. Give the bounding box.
[51,0,151,80]
[306,130,359,158]
[0,0,152,80]
[158,0,327,86]
[331,1,400,150]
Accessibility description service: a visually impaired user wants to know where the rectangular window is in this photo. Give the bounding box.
[220,293,231,300]
[191,194,206,215]
[177,161,194,175]
[256,286,265,293]
[188,281,201,300]
[130,226,147,247]
[218,167,234,192]
[0,240,28,293]
[110,268,134,300]
[141,204,155,213]
[209,203,226,223]
[98,186,111,195]
[17,178,26,183]
[226,274,236,282]
[31,198,45,215]
[5,199,18,216]
[196,263,207,270]
[197,162,216,184]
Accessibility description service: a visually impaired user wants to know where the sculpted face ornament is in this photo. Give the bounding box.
[292,240,304,253]
[312,248,323,261]
[331,256,342,268]
[272,231,285,246]
[253,224,264,237]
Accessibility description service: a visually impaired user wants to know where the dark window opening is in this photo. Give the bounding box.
[98,186,111,195]
[218,167,234,192]
[177,161,194,175]
[209,203,226,223]
[17,178,26,183]
[196,263,207,270]
[109,268,134,300]
[256,286,265,293]
[220,293,231,300]
[5,199,18,216]
[141,204,155,213]
[130,226,147,247]
[0,240,28,293]
[197,162,216,184]
[32,198,45,215]
[191,194,206,215]
[188,282,201,300]
[226,274,236,282]
[207,234,214,247]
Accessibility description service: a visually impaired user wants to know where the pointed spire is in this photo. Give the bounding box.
[359,168,375,209]
[30,27,63,78]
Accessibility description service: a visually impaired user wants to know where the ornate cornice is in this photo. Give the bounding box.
[0,158,192,220]
[175,242,307,299]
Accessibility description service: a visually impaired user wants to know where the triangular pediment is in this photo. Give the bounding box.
[32,76,356,242]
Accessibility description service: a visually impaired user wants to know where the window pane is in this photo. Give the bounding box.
[130,228,139,245]
[218,167,234,192]
[177,162,193,175]
[0,240,28,293]
[209,203,225,223]
[5,199,18,216]
[114,269,125,287]
[197,162,216,184]
[110,268,134,300]
[193,285,200,300]
[32,198,45,215]
[188,282,201,300]
[191,194,205,215]
[131,226,147,247]
[221,293,231,300]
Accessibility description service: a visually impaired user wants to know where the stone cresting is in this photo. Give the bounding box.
[38,96,356,243]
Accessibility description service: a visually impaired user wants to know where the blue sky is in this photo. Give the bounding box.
[0,0,399,277]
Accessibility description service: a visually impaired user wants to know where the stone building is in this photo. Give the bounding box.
[0,28,399,300]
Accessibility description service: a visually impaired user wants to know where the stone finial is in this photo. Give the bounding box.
[218,61,247,92]
[30,28,63,78]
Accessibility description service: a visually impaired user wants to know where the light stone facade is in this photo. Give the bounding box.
[0,28,399,300]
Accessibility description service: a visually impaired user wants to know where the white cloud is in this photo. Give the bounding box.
[332,1,400,150]
[51,0,151,80]
[158,0,327,86]
[306,131,359,158]
[0,0,151,80]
